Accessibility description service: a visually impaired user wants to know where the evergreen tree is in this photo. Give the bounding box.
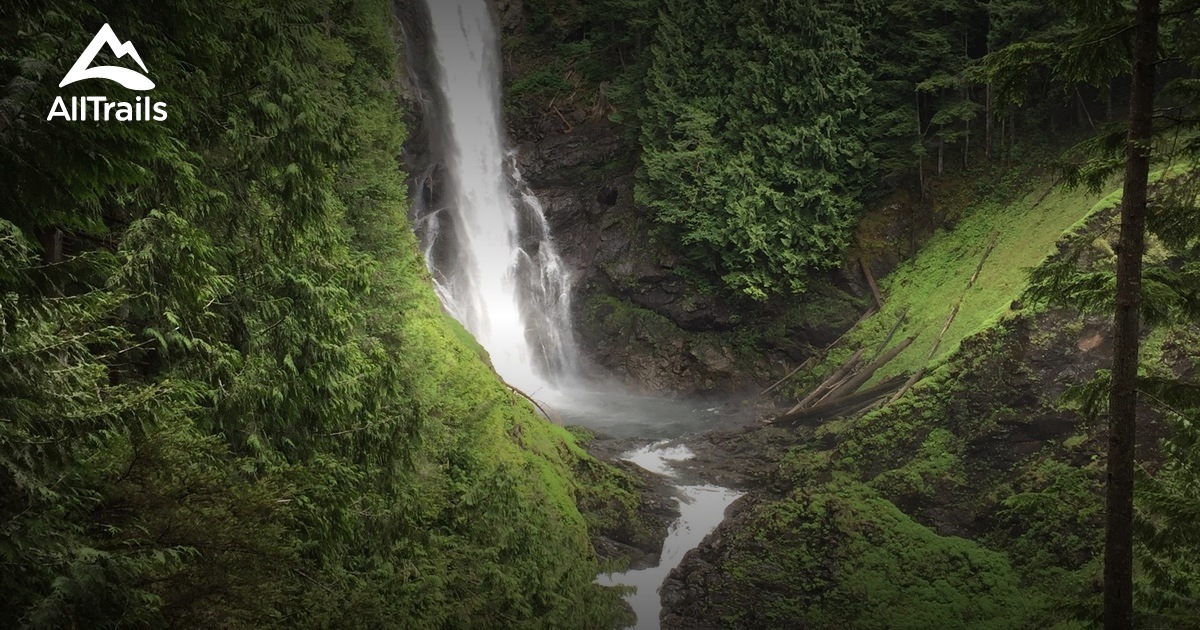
[636,0,876,300]
[1106,2,1159,625]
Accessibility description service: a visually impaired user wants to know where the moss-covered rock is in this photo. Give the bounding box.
[662,480,1041,630]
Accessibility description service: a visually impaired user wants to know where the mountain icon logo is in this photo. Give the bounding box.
[59,24,155,91]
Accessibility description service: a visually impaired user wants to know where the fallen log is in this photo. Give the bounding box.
[887,231,1000,405]
[770,376,908,428]
[759,355,817,398]
[824,336,915,402]
[860,256,884,310]
[786,347,865,414]
[758,306,877,398]
[871,307,910,361]
[811,367,863,408]
[507,382,564,426]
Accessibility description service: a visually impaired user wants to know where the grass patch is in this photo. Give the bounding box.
[799,176,1112,395]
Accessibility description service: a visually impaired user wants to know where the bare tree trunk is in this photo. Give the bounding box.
[999,116,1006,166]
[963,30,970,170]
[1107,79,1115,121]
[964,119,970,170]
[1104,1,1158,628]
[1008,113,1015,160]
[916,90,924,200]
[938,136,944,176]
[985,82,993,161]
[38,228,63,265]
[1077,86,1097,129]
[985,34,994,161]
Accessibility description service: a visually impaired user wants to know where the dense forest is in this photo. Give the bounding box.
[505,0,1200,627]
[0,0,634,626]
[3,0,1200,628]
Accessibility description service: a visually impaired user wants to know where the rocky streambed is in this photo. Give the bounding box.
[581,412,820,630]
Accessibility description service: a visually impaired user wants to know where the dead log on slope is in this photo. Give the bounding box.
[860,256,885,310]
[786,347,866,414]
[887,231,1000,405]
[770,376,908,428]
[758,306,878,398]
[824,336,916,402]
[507,382,564,426]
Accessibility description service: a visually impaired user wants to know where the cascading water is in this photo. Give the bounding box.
[414,0,576,393]
[408,3,749,628]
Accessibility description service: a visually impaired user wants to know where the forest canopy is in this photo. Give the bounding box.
[636,0,875,299]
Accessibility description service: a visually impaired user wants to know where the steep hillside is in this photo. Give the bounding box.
[0,2,636,626]
[661,171,1199,628]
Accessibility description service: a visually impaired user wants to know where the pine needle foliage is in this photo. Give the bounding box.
[1,1,625,626]
[635,0,877,300]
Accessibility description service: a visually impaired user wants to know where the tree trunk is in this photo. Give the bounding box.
[1008,113,1015,160]
[985,34,994,161]
[916,90,924,200]
[1107,79,1115,121]
[1104,1,1158,628]
[985,82,993,161]
[999,116,1006,166]
[964,119,970,170]
[38,228,63,265]
[964,29,970,170]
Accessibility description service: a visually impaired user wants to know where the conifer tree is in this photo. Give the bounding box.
[636,0,875,299]
[1106,2,1159,626]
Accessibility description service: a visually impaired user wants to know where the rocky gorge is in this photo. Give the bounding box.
[397,1,1200,628]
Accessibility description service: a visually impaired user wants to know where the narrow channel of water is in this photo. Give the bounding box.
[410,3,746,627]
[595,441,743,630]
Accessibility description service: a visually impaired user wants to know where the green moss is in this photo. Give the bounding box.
[798,175,1110,398]
[441,311,492,367]
[706,481,1041,629]
[584,294,683,343]
[871,428,965,498]
[1062,433,1088,450]
[987,459,1103,579]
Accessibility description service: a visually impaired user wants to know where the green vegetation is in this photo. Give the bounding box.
[796,169,1111,393]
[4,0,1200,627]
[696,304,1111,627]
[726,163,1200,627]
[705,478,1042,629]
[636,0,875,300]
[0,1,626,626]
[505,0,1120,302]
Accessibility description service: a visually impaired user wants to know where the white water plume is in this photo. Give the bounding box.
[416,0,577,393]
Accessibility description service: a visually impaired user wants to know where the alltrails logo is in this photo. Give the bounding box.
[47,24,168,122]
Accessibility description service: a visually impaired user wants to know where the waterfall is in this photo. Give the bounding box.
[414,0,577,393]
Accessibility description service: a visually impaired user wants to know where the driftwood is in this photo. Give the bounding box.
[758,305,878,398]
[787,347,865,414]
[887,231,1001,405]
[759,356,818,398]
[861,257,884,310]
[824,336,915,402]
[872,307,910,360]
[812,369,862,408]
[540,95,575,134]
[770,376,908,428]
[507,382,564,426]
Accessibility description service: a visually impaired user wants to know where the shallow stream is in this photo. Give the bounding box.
[554,393,751,630]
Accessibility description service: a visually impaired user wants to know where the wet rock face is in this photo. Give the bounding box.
[504,105,867,394]
[493,0,524,34]
[484,0,871,395]
[504,104,759,393]
[591,459,681,571]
